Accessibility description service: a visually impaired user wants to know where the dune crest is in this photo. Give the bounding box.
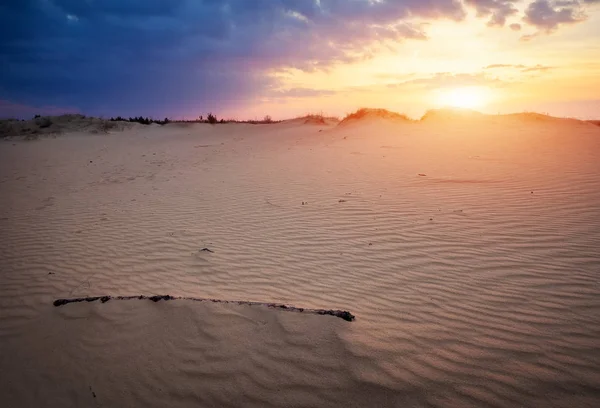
[0,114,133,138]
[420,107,484,121]
[337,108,413,126]
[420,107,592,127]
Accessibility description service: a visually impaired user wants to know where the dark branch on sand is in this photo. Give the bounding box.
[52,295,355,322]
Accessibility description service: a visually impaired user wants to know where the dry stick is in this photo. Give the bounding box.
[52,295,355,322]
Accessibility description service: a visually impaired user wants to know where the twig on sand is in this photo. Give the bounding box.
[52,295,356,322]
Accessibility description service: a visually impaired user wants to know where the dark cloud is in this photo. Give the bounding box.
[0,0,467,117]
[523,0,586,32]
[465,0,596,33]
[464,0,519,26]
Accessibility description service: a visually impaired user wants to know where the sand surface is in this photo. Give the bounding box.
[1,118,600,407]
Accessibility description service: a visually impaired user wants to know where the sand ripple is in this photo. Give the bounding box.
[1,122,600,407]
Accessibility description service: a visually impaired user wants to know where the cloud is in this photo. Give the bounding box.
[268,88,337,98]
[520,32,541,41]
[464,0,519,26]
[521,64,554,72]
[483,63,553,73]
[523,0,587,32]
[0,0,468,117]
[387,72,505,90]
[374,72,419,81]
[465,0,596,33]
[483,64,525,69]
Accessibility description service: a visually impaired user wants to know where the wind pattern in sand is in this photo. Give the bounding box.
[1,115,600,407]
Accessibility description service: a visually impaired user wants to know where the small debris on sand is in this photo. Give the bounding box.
[338,199,347,203]
[200,248,214,253]
[418,173,427,177]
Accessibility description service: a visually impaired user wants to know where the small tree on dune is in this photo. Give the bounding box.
[207,113,217,124]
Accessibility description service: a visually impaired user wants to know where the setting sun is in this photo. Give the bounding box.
[435,86,490,110]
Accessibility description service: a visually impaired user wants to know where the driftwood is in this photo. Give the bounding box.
[52,295,355,322]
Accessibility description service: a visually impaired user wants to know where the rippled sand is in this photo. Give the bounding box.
[1,118,599,407]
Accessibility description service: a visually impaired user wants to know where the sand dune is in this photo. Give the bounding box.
[0,114,133,139]
[338,108,413,127]
[421,108,594,128]
[1,115,600,407]
[280,115,340,127]
[420,108,486,122]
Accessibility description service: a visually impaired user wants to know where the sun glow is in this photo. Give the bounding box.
[435,86,490,110]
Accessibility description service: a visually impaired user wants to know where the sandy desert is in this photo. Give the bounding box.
[1,111,600,407]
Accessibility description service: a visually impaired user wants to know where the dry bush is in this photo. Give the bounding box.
[35,117,52,128]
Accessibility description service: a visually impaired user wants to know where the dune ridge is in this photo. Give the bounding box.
[337,108,413,126]
[0,114,134,138]
[2,108,595,139]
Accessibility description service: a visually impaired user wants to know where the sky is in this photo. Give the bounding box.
[1,0,599,120]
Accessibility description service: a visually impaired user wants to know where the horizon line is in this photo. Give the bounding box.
[3,107,599,123]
